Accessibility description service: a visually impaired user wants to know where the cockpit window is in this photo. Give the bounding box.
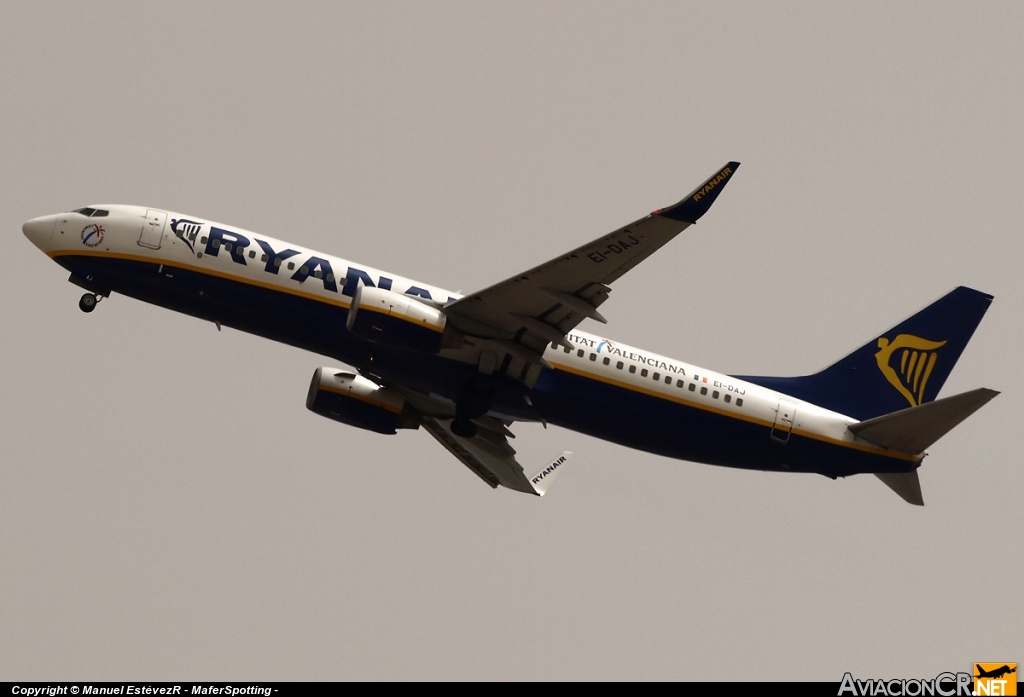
[73,207,109,217]
[91,209,109,217]
[74,207,97,216]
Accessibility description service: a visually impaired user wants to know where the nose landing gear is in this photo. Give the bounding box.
[78,293,99,313]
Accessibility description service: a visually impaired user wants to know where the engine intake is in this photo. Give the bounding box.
[346,285,447,354]
[306,367,419,434]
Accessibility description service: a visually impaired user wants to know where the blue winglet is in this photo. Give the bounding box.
[657,161,741,223]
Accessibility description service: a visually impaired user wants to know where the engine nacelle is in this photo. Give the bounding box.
[346,285,447,354]
[306,367,419,434]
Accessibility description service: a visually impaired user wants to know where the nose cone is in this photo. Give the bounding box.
[23,215,57,251]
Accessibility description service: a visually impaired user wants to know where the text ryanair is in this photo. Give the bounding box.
[692,167,733,202]
[532,455,567,485]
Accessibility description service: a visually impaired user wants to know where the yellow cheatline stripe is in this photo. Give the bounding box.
[359,302,445,333]
[50,252,917,462]
[318,383,403,414]
[550,360,920,462]
[49,249,353,310]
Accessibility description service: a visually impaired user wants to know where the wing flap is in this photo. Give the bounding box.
[421,417,573,496]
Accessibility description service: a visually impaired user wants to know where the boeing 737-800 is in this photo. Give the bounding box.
[22,163,997,504]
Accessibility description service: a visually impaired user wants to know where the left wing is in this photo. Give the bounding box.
[443,162,740,363]
[421,416,572,496]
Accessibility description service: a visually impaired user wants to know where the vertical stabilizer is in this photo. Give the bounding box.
[737,286,993,420]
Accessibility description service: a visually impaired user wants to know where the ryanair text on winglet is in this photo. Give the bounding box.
[692,167,733,202]
[532,455,568,485]
[838,671,973,697]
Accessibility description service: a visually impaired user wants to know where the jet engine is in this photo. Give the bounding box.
[306,367,419,434]
[346,285,447,354]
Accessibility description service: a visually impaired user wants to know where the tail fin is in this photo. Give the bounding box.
[737,286,993,420]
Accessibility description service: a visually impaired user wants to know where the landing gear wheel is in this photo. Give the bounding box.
[79,293,98,313]
[451,418,477,439]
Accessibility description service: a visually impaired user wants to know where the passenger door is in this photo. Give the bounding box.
[771,399,796,443]
[138,209,166,250]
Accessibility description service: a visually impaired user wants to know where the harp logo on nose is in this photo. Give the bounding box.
[875,334,948,407]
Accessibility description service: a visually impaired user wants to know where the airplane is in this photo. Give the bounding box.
[21,162,998,504]
[975,665,1016,680]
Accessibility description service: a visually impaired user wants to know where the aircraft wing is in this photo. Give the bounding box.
[420,415,571,496]
[443,162,740,358]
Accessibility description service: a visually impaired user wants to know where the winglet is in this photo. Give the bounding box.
[529,451,573,496]
[657,161,740,224]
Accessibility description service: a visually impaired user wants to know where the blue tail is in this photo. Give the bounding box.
[736,286,993,420]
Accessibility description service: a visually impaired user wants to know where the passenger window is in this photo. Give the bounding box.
[653,372,660,381]
[677,379,684,388]
[200,236,208,244]
[224,243,232,252]
[700,386,708,395]
[248,250,256,259]
[287,262,295,270]
[616,361,624,369]
[262,254,269,263]
[665,376,671,384]
[212,239,221,248]
[712,390,719,399]
[724,394,731,403]
[274,258,282,267]
[300,266,308,275]
[327,273,335,282]
[736,398,744,407]
[629,365,636,374]
[603,357,610,365]
[641,369,648,377]
[688,383,695,392]
[589,353,596,361]
[577,349,584,358]
[314,269,322,279]
[564,347,571,354]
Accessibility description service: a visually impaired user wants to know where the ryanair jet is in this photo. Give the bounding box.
[22,163,998,504]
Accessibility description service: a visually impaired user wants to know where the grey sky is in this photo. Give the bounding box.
[1,1,1020,680]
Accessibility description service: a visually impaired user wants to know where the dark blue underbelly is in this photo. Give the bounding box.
[56,253,913,478]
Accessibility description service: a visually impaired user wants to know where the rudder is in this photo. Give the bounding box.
[736,286,993,420]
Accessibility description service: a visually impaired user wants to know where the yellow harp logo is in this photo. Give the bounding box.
[875,335,947,407]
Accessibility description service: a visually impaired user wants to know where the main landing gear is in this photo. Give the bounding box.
[78,293,100,313]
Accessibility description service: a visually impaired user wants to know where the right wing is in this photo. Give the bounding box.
[442,162,740,379]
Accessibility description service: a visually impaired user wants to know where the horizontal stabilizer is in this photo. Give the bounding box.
[874,471,925,506]
[850,387,999,454]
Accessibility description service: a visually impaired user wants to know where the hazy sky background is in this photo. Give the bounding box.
[1,1,1020,681]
